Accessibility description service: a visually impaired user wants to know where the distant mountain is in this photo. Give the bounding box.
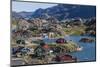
[12,11,33,20]
[31,4,96,21]
[12,11,22,19]
[18,11,33,19]
[12,4,96,21]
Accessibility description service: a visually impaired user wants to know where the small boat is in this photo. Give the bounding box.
[76,46,83,51]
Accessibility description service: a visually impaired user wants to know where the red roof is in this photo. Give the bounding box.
[61,55,73,61]
[43,44,49,49]
[54,54,76,61]
[56,38,66,44]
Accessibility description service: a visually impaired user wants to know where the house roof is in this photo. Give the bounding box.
[43,44,49,49]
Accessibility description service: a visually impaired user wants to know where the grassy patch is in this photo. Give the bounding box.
[48,41,78,52]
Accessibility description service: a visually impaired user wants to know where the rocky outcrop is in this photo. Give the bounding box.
[84,18,96,36]
[79,38,94,43]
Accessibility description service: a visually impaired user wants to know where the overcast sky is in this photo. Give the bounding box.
[12,1,57,12]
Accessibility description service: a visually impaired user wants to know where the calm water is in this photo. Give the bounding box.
[43,36,96,62]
